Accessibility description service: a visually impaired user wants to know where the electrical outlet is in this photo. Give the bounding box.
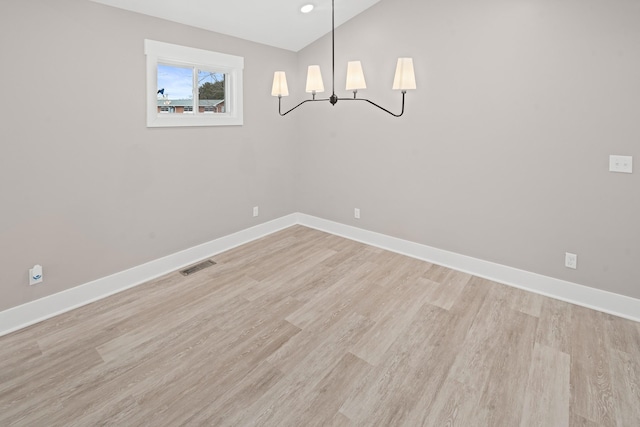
[253,206,259,217]
[565,252,577,269]
[354,208,360,219]
[29,264,43,285]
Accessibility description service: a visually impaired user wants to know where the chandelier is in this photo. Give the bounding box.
[271,0,416,117]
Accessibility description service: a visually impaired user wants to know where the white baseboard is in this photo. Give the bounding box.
[0,214,298,337]
[2,212,638,337]
[297,213,640,323]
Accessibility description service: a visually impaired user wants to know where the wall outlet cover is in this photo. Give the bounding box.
[565,252,577,269]
[29,265,43,285]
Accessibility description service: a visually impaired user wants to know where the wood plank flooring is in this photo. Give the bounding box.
[1,225,639,426]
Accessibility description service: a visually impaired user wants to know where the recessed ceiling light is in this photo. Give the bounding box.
[300,4,314,13]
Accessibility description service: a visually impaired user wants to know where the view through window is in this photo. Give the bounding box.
[157,65,227,114]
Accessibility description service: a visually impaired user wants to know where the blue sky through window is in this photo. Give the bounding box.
[158,64,192,99]
[158,64,225,100]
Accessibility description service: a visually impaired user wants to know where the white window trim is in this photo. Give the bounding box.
[145,39,244,127]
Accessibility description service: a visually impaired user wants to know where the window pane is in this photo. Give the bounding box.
[198,70,225,114]
[157,64,193,114]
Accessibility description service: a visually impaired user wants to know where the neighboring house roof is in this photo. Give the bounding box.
[157,99,224,107]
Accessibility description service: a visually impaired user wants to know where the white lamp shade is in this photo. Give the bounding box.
[305,65,325,93]
[392,58,416,90]
[345,61,367,91]
[271,71,289,96]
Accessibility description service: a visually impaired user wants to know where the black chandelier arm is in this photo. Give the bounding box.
[337,91,407,117]
[279,91,407,117]
[278,96,331,116]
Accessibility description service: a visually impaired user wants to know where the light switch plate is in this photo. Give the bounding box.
[609,155,633,173]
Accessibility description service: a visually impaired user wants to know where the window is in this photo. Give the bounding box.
[145,39,244,127]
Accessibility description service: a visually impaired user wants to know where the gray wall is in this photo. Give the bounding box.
[295,0,640,299]
[0,0,297,311]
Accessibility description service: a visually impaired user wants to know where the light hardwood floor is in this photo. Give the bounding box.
[1,225,639,426]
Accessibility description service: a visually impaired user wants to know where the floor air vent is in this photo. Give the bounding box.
[180,260,216,276]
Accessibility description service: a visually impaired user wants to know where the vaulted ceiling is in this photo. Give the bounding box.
[90,0,381,52]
